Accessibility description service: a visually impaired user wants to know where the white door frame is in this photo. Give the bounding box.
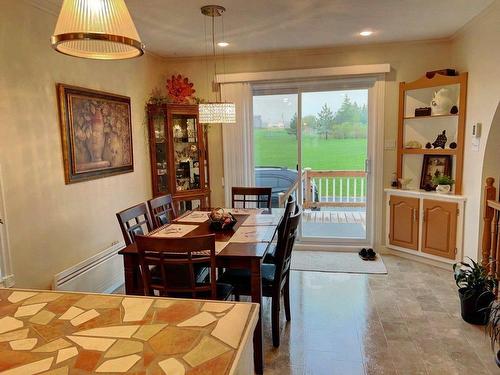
[0,164,14,287]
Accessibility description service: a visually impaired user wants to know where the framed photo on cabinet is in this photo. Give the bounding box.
[420,155,452,190]
[57,84,134,184]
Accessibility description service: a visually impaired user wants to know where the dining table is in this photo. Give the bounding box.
[118,207,283,375]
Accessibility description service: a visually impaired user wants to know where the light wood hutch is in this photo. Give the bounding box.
[146,104,210,214]
[386,72,467,263]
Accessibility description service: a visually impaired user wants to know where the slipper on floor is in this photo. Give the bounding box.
[367,248,377,260]
[358,248,370,261]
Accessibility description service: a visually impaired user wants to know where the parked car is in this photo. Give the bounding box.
[255,166,318,207]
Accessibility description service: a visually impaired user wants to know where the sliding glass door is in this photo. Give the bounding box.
[253,93,298,207]
[253,81,373,246]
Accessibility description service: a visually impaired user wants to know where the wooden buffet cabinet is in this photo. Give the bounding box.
[386,72,467,264]
[146,104,210,214]
[386,189,465,262]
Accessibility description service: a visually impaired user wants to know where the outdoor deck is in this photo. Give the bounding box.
[303,210,366,227]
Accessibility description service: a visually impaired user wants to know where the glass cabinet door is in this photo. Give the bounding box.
[172,114,202,192]
[153,112,168,194]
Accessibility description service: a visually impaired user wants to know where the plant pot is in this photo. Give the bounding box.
[436,184,451,194]
[458,288,494,325]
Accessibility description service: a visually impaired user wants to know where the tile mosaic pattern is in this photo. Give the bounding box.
[0,289,257,374]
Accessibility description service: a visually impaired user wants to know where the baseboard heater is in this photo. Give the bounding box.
[53,241,125,294]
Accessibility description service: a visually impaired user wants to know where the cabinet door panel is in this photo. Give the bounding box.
[422,199,457,259]
[390,196,419,250]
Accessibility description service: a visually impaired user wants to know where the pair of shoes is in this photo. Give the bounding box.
[358,248,377,261]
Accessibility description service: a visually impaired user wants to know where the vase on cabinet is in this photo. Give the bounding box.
[436,184,451,194]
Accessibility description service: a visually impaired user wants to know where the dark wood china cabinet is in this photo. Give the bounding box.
[147,104,210,214]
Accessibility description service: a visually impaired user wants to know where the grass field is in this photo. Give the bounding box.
[254,129,368,197]
[255,128,367,169]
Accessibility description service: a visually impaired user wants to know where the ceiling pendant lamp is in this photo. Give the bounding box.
[51,0,145,60]
[198,5,236,124]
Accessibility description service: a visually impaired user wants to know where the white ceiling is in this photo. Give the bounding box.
[32,0,493,57]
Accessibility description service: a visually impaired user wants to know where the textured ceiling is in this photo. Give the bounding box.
[30,0,493,57]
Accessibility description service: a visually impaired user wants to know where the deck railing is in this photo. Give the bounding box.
[304,169,367,209]
[278,169,367,208]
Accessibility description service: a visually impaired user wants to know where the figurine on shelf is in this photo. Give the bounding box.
[425,142,432,149]
[432,130,447,149]
[449,142,457,149]
[431,88,454,115]
[450,105,459,115]
[405,140,422,149]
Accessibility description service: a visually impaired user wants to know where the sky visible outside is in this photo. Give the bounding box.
[253,89,368,125]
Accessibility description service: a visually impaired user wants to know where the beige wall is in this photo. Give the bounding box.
[0,2,166,288]
[452,0,500,259]
[165,40,453,246]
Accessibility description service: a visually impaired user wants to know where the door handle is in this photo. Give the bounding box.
[364,159,370,174]
[413,209,418,222]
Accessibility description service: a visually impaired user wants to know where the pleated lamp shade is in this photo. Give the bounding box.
[51,0,144,60]
[199,102,236,124]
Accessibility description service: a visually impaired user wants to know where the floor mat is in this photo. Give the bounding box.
[291,251,387,274]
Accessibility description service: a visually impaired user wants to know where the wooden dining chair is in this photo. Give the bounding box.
[219,208,302,347]
[135,234,233,300]
[116,203,154,246]
[264,195,296,264]
[231,187,272,209]
[147,194,177,229]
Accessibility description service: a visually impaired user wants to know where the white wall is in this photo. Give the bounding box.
[0,1,167,288]
[452,0,500,259]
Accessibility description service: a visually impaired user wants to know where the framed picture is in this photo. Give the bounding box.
[420,155,452,190]
[57,84,133,184]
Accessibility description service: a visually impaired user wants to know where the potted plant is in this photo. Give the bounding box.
[432,175,455,193]
[453,258,495,325]
[486,300,500,367]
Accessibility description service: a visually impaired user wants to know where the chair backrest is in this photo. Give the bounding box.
[148,194,177,228]
[135,234,217,299]
[276,196,296,249]
[274,206,302,289]
[116,203,153,246]
[232,187,272,209]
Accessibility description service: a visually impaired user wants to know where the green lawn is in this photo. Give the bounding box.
[254,128,368,196]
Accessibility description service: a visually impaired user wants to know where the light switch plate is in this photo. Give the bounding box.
[384,139,396,150]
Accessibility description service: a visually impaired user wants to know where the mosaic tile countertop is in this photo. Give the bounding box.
[0,288,258,375]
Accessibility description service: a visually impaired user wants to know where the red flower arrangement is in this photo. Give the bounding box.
[166,74,196,104]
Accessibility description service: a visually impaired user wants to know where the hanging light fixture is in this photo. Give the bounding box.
[51,0,144,60]
[198,5,236,124]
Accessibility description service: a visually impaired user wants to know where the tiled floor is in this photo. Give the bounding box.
[260,254,499,375]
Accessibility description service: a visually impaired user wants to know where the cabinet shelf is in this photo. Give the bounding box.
[403,114,458,121]
[397,72,467,194]
[402,148,457,155]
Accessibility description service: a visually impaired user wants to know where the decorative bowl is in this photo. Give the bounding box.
[208,208,237,231]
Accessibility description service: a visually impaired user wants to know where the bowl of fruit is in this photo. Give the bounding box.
[208,208,237,231]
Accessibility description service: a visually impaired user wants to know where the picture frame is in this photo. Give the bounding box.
[420,155,452,190]
[57,84,134,184]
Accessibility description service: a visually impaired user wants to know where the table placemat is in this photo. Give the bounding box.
[151,224,198,238]
[241,214,281,226]
[224,208,265,215]
[229,225,276,243]
[175,211,210,223]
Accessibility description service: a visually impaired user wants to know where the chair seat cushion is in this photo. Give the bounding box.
[263,243,277,264]
[219,264,276,289]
